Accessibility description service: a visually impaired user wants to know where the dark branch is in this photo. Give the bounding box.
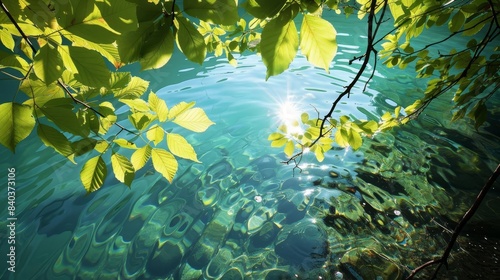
[406,163,500,279]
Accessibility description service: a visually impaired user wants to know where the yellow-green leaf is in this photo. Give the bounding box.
[268,132,284,141]
[173,108,215,132]
[131,144,152,171]
[0,29,15,51]
[284,140,295,157]
[0,102,35,152]
[114,77,149,99]
[167,133,200,163]
[111,153,135,187]
[113,138,138,149]
[146,125,164,145]
[148,92,168,122]
[140,26,174,70]
[348,129,362,150]
[65,46,111,87]
[261,14,298,79]
[94,140,109,153]
[151,148,178,183]
[300,14,337,72]
[33,44,64,85]
[37,123,75,163]
[449,10,465,33]
[119,98,150,112]
[184,0,239,25]
[168,101,195,119]
[271,138,287,147]
[128,112,155,131]
[313,145,325,162]
[334,128,349,147]
[174,17,207,65]
[80,155,107,193]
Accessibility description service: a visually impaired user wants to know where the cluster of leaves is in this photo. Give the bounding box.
[268,108,400,164]
[1,0,498,190]
[380,0,500,129]
[0,0,215,192]
[267,0,498,164]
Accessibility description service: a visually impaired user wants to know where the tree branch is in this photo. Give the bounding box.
[406,163,500,279]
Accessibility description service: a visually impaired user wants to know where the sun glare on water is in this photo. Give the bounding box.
[277,100,304,135]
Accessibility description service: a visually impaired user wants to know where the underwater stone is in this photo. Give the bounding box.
[340,248,403,280]
[187,211,234,269]
[251,155,278,169]
[206,160,233,183]
[247,209,268,234]
[220,267,244,280]
[249,221,281,250]
[146,241,183,277]
[263,268,292,280]
[206,247,233,279]
[275,221,329,270]
[197,186,219,207]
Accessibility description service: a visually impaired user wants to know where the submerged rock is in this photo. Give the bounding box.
[275,221,329,270]
[340,248,403,280]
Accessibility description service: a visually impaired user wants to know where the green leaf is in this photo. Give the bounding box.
[62,46,111,87]
[111,153,135,187]
[119,98,150,112]
[174,17,207,65]
[284,140,295,157]
[261,15,299,79]
[168,101,195,119]
[37,123,75,163]
[167,133,200,162]
[146,125,164,146]
[57,0,121,44]
[357,120,378,134]
[128,112,155,131]
[348,129,362,150]
[334,127,349,147]
[184,0,239,25]
[114,77,149,99]
[94,140,110,153]
[0,103,35,152]
[131,144,152,171]
[140,26,174,70]
[151,148,178,183]
[71,138,97,157]
[33,44,64,85]
[80,155,107,193]
[40,102,85,137]
[20,76,65,108]
[449,10,465,33]
[95,0,138,33]
[98,102,117,133]
[148,92,169,122]
[268,132,284,141]
[271,138,287,147]
[300,15,337,72]
[243,0,287,19]
[469,101,488,130]
[0,52,30,75]
[113,138,138,149]
[173,108,215,132]
[0,28,15,51]
[117,21,155,64]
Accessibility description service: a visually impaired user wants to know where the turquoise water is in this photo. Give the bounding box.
[1,16,500,280]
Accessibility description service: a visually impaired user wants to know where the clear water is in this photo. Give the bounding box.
[1,15,500,280]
